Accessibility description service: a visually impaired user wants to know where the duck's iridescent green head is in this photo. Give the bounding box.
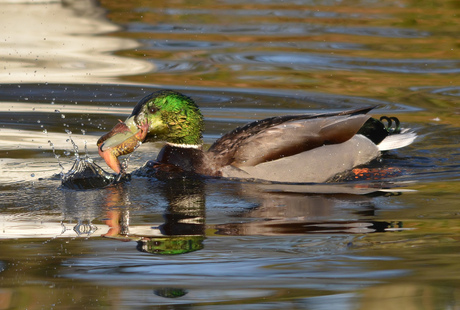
[97,90,204,174]
[129,90,204,145]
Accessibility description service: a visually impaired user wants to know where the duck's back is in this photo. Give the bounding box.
[205,107,376,181]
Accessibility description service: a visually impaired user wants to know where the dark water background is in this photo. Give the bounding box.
[0,0,459,309]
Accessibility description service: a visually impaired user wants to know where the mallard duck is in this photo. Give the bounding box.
[97,90,416,183]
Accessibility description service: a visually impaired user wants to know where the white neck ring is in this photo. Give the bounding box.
[166,142,202,149]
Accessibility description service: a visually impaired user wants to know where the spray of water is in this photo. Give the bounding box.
[50,131,116,190]
[48,140,65,179]
[65,129,80,160]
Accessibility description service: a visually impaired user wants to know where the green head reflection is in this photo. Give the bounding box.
[137,236,204,255]
[154,288,188,298]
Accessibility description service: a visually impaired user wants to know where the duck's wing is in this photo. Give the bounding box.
[207,106,375,168]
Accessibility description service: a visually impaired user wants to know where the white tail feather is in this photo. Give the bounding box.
[377,129,417,151]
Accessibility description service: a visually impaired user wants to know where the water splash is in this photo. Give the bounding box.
[61,154,116,190]
[48,140,66,179]
[65,129,79,159]
[49,132,116,190]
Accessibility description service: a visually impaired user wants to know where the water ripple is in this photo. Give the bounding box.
[135,7,373,20]
[153,61,215,73]
[142,38,364,52]
[431,87,460,97]
[142,39,235,50]
[210,52,460,74]
[129,22,428,38]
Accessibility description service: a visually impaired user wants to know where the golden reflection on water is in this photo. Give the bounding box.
[0,0,459,309]
[100,0,460,114]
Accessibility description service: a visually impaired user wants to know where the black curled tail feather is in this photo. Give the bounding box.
[357,116,402,145]
[379,116,401,134]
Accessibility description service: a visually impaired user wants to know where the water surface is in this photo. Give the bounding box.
[0,0,459,309]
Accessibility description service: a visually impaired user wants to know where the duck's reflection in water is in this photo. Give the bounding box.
[103,177,206,255]
[137,177,206,255]
[97,175,409,255]
[218,182,404,236]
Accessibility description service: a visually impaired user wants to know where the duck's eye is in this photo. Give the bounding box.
[149,106,158,114]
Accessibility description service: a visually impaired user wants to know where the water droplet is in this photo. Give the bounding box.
[61,114,65,119]
[84,140,88,156]
[43,129,48,134]
[37,120,41,123]
[31,173,35,177]
[54,109,60,113]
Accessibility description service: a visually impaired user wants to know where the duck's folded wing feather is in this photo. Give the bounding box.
[207,106,375,168]
[231,114,371,166]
